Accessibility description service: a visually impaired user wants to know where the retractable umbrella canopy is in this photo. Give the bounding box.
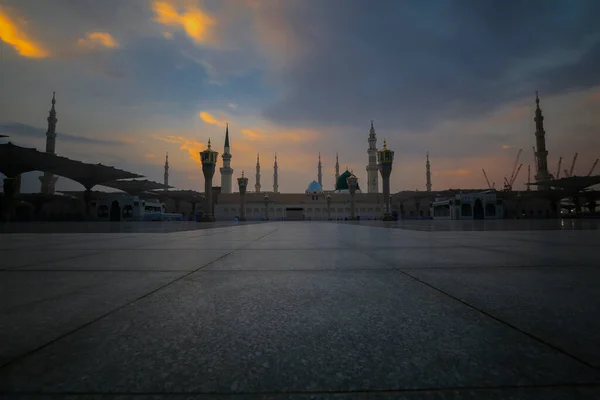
[0,142,143,188]
[101,179,172,194]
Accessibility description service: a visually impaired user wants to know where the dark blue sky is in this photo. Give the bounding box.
[1,0,599,193]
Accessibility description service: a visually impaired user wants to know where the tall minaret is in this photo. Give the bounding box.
[335,152,340,185]
[39,92,58,194]
[255,153,261,193]
[426,151,432,192]
[219,123,233,193]
[273,153,279,193]
[317,153,323,187]
[366,120,379,193]
[534,92,551,186]
[164,152,169,190]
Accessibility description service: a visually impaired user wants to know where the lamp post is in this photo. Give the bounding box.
[347,173,358,220]
[326,194,332,220]
[264,194,270,221]
[237,171,248,221]
[200,139,218,222]
[377,139,395,221]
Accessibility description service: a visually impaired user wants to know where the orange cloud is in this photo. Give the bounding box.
[155,135,205,164]
[199,111,226,127]
[77,32,119,49]
[152,1,215,44]
[240,129,265,140]
[502,145,512,149]
[0,6,49,58]
[145,153,157,159]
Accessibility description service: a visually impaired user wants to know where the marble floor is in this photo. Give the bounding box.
[1,221,599,399]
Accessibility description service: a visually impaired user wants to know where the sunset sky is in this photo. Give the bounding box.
[1,0,599,194]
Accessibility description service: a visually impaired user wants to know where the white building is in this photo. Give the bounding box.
[430,192,504,220]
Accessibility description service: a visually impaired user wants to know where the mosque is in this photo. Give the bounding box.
[212,122,387,220]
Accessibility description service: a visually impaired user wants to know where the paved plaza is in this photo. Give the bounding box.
[1,220,600,399]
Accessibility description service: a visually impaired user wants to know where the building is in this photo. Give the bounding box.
[431,192,504,220]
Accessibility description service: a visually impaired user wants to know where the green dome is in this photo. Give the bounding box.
[335,170,360,191]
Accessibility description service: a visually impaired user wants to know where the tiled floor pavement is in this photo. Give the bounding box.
[1,221,599,399]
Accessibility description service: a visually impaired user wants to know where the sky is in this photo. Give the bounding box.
[0,0,599,194]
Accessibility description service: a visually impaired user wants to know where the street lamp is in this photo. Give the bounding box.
[199,140,218,222]
[377,139,395,221]
[237,171,248,221]
[264,193,270,221]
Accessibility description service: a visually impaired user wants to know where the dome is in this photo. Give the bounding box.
[306,180,323,193]
[335,170,360,191]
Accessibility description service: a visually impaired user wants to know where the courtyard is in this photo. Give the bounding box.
[1,220,599,399]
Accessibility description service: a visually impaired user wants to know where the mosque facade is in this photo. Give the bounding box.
[211,122,387,220]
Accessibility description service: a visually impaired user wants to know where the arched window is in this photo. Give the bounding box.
[461,204,472,216]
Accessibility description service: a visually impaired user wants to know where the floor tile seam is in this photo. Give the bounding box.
[394,266,599,372]
[397,264,600,270]
[6,250,109,271]
[0,234,260,372]
[351,246,600,372]
[3,382,600,397]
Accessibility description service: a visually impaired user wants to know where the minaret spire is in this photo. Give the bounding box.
[40,92,59,194]
[255,153,261,193]
[533,91,551,187]
[317,152,323,187]
[164,152,169,191]
[366,120,379,193]
[426,151,432,192]
[220,123,234,193]
[273,152,279,193]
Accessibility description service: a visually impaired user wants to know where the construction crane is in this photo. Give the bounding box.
[482,169,492,189]
[508,163,523,190]
[588,158,599,176]
[509,149,523,184]
[555,157,562,179]
[568,153,578,177]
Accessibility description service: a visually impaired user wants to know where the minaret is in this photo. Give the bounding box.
[164,152,169,191]
[219,123,233,193]
[39,92,58,194]
[366,120,379,193]
[335,153,340,184]
[533,92,551,187]
[255,153,261,193]
[426,152,432,192]
[273,153,279,193]
[317,153,323,187]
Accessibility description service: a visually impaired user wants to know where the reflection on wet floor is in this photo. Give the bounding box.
[358,219,600,231]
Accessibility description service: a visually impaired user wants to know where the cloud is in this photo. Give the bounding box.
[255,0,600,133]
[240,129,264,140]
[0,122,126,147]
[152,1,215,44]
[199,111,227,127]
[145,153,156,159]
[0,6,49,58]
[155,134,205,163]
[77,32,119,49]
[228,103,237,109]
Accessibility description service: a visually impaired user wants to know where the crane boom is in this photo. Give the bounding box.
[510,149,523,183]
[568,153,578,177]
[556,157,562,179]
[589,158,599,176]
[564,169,569,178]
[510,163,523,187]
[482,169,492,189]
